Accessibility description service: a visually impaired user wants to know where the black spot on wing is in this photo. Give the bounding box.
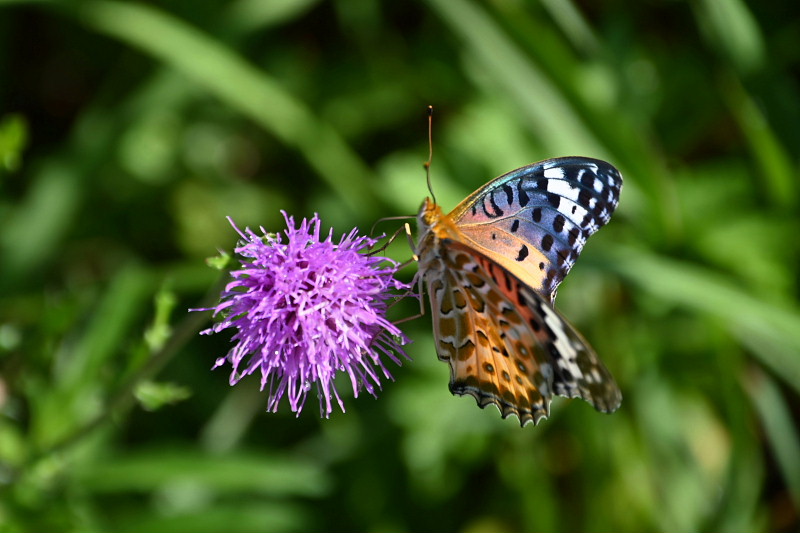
[483,195,503,218]
[502,183,513,205]
[517,290,527,307]
[515,245,529,262]
[490,193,504,217]
[517,182,530,207]
[568,227,580,246]
[553,214,565,233]
[578,188,592,209]
[541,234,554,252]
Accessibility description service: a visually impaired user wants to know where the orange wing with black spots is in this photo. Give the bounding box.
[427,239,620,426]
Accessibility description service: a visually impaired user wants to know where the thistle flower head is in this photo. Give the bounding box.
[196,212,410,418]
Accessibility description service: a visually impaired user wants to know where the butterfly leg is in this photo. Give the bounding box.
[391,271,426,326]
[367,224,409,257]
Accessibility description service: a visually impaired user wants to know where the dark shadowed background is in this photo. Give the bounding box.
[1,1,799,531]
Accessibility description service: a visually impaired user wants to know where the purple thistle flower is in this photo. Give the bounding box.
[195,212,411,418]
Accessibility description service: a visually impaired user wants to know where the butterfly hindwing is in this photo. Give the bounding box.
[428,243,551,425]
[429,238,621,426]
[450,157,622,302]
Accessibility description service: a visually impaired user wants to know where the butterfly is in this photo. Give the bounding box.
[414,156,622,426]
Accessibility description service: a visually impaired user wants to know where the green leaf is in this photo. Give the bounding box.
[134,381,192,411]
[205,250,232,271]
[0,113,28,173]
[144,286,178,352]
[78,448,331,498]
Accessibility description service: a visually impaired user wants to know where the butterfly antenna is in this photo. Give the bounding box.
[424,105,437,205]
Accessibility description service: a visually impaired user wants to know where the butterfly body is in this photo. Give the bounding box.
[415,157,622,426]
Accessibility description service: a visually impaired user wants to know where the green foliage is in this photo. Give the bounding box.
[1,0,798,531]
[0,114,27,174]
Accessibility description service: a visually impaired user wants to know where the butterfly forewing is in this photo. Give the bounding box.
[450,157,622,302]
[428,238,620,426]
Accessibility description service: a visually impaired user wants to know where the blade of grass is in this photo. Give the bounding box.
[694,0,766,74]
[78,448,330,497]
[605,245,800,394]
[30,264,155,447]
[538,0,599,55]
[223,0,320,34]
[59,264,155,388]
[723,75,796,209]
[426,0,604,156]
[117,503,309,533]
[0,162,81,287]
[745,368,800,508]
[75,0,375,215]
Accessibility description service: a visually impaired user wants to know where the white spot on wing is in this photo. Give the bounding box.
[543,167,566,180]
[567,204,590,225]
[546,180,580,202]
[541,304,584,381]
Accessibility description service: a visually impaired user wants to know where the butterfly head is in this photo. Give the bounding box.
[417,196,438,230]
[415,197,466,276]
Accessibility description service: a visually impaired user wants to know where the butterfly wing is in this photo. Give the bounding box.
[428,237,621,426]
[450,157,622,302]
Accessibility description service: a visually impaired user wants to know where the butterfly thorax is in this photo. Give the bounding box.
[415,197,464,275]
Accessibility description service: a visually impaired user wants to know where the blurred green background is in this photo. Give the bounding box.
[1,0,799,531]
